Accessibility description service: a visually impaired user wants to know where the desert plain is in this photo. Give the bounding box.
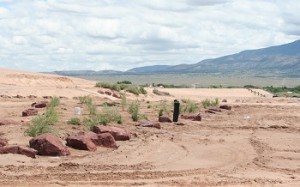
[0,68,299,187]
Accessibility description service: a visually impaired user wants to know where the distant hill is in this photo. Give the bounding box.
[52,39,300,78]
[52,70,123,76]
[126,39,300,77]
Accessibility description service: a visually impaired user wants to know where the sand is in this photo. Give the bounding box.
[0,68,299,186]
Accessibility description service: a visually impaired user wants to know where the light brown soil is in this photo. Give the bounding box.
[0,68,299,186]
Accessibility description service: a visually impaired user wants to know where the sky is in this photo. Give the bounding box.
[0,0,300,72]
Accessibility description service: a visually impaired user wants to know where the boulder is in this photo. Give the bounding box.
[66,132,117,150]
[220,105,232,110]
[32,101,48,108]
[29,133,70,156]
[139,121,161,129]
[92,126,130,141]
[93,133,118,148]
[181,113,202,121]
[159,115,172,123]
[66,132,97,151]
[18,147,38,158]
[0,119,19,126]
[0,145,37,158]
[98,90,105,94]
[0,138,8,147]
[22,108,38,117]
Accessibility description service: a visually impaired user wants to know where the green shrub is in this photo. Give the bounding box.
[79,96,92,105]
[182,99,198,113]
[25,116,56,137]
[111,84,121,91]
[139,87,147,95]
[67,117,81,125]
[117,80,132,84]
[83,114,109,129]
[44,106,59,125]
[201,98,219,109]
[126,85,140,95]
[128,100,140,121]
[25,97,60,137]
[102,105,122,124]
[157,100,170,117]
[87,103,97,116]
[95,82,113,89]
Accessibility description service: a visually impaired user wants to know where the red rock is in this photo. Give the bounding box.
[22,108,38,117]
[0,145,19,154]
[98,90,105,94]
[93,133,118,148]
[29,133,70,156]
[66,132,97,151]
[205,110,216,114]
[220,105,232,110]
[32,101,48,108]
[66,132,117,150]
[159,115,172,123]
[18,147,37,158]
[0,119,19,126]
[139,121,161,129]
[92,126,130,141]
[0,145,37,158]
[0,138,8,147]
[181,113,202,121]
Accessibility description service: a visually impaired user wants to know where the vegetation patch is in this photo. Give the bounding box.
[128,100,147,121]
[25,97,60,137]
[182,99,199,113]
[201,98,220,109]
[67,117,81,125]
[263,86,300,97]
[95,81,147,95]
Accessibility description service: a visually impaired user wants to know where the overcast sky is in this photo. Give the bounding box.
[0,0,299,72]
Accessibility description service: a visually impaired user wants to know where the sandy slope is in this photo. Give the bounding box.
[0,68,299,187]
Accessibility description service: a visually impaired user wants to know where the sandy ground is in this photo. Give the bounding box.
[0,68,299,186]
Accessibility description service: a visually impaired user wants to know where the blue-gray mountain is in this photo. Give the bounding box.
[128,39,300,77]
[52,39,300,78]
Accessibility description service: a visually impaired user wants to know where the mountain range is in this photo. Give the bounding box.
[53,39,300,77]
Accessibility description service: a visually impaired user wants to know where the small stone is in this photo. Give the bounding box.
[139,121,161,129]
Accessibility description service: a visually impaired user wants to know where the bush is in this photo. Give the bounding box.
[157,100,170,117]
[102,105,122,124]
[79,96,92,105]
[67,117,81,125]
[83,114,109,130]
[117,80,132,84]
[25,97,60,137]
[126,85,140,96]
[95,82,113,89]
[48,96,60,108]
[182,99,199,113]
[25,116,56,137]
[128,101,139,121]
[139,87,147,95]
[201,98,219,109]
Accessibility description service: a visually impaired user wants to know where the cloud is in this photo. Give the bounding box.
[0,0,299,72]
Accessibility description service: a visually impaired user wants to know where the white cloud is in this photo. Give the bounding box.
[0,0,299,72]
